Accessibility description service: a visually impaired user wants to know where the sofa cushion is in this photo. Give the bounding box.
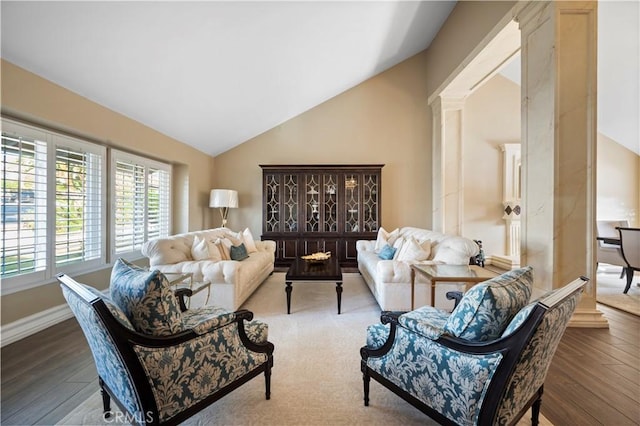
[215,238,233,260]
[110,258,184,336]
[375,227,400,251]
[191,235,211,261]
[241,228,258,253]
[392,237,405,259]
[222,230,244,246]
[230,243,249,261]
[396,236,431,262]
[378,244,397,260]
[399,305,450,339]
[443,266,533,342]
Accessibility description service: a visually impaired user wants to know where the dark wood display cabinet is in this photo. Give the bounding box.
[260,164,383,267]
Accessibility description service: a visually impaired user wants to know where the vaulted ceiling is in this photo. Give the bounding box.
[1,1,638,156]
[0,1,455,156]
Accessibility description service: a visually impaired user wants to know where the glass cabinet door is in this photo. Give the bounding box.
[264,174,280,232]
[304,174,320,232]
[304,173,339,233]
[283,174,298,232]
[344,174,360,233]
[322,173,338,232]
[363,173,379,232]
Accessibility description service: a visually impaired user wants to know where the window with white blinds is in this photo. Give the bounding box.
[55,145,103,266]
[111,150,171,259]
[1,129,48,281]
[1,119,107,293]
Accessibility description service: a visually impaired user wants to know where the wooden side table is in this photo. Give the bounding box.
[410,264,498,309]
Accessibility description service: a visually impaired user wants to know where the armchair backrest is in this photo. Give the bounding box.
[618,227,640,269]
[596,220,629,241]
[494,277,586,425]
[59,275,148,421]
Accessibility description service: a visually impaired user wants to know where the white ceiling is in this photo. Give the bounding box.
[0,1,456,156]
[2,1,637,157]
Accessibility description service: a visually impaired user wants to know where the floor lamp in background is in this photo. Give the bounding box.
[210,189,238,228]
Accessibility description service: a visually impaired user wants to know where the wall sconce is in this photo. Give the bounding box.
[209,189,238,228]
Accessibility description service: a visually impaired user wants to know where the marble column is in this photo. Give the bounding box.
[431,96,465,236]
[517,1,607,327]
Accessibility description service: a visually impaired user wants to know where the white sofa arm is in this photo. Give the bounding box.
[255,240,276,253]
[356,240,376,252]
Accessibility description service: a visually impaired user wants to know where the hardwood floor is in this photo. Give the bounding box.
[1,304,638,425]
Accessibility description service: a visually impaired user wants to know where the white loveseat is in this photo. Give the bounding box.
[357,227,479,311]
[141,228,275,310]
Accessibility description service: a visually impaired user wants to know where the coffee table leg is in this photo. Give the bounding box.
[285,281,292,314]
[336,281,343,314]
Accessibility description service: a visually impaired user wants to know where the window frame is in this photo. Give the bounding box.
[110,149,172,261]
[1,118,108,295]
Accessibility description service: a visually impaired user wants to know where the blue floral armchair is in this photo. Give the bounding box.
[360,266,587,426]
[58,259,274,425]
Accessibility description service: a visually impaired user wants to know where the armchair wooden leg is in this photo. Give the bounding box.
[99,377,111,418]
[265,363,272,400]
[531,385,543,426]
[624,267,633,294]
[363,370,371,407]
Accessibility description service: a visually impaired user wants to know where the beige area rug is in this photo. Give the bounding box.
[58,273,551,426]
[596,266,640,316]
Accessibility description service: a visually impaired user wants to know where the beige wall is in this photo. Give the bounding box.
[214,51,432,236]
[1,60,216,325]
[597,133,640,226]
[462,74,521,256]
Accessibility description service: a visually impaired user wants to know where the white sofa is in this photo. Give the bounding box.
[141,228,275,310]
[357,227,479,311]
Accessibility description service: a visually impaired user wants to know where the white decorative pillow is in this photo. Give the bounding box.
[242,228,258,253]
[206,238,223,262]
[223,229,244,246]
[375,227,400,251]
[392,237,405,260]
[418,239,432,259]
[396,237,430,262]
[215,238,233,260]
[191,235,210,261]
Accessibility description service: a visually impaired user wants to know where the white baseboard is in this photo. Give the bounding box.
[1,303,73,347]
[486,254,521,271]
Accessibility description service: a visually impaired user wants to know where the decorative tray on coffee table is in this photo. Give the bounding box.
[301,251,331,263]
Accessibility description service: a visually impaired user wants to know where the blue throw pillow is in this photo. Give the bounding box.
[444,266,533,342]
[230,243,249,261]
[109,258,184,336]
[378,244,397,260]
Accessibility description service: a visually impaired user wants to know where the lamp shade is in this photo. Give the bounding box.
[209,189,238,208]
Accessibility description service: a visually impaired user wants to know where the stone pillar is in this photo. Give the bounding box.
[517,1,607,327]
[431,96,465,235]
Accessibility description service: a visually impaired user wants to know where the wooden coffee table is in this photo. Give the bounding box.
[410,264,497,309]
[285,256,343,314]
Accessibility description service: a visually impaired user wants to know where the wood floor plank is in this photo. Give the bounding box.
[540,384,601,425]
[549,355,639,420]
[2,381,88,426]
[33,379,99,426]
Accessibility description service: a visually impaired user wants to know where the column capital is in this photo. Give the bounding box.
[516,1,597,33]
[430,95,465,114]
